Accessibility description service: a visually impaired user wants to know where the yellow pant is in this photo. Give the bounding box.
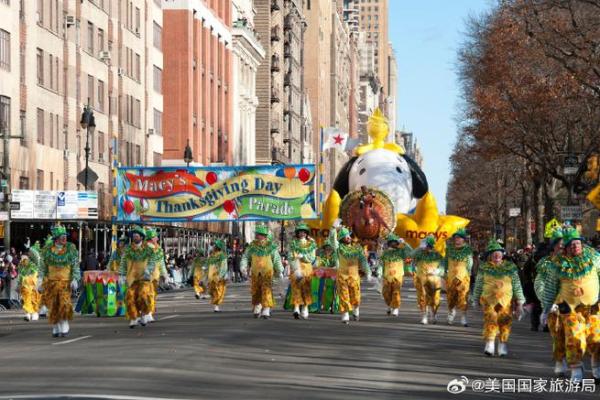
[548,312,566,362]
[290,275,313,306]
[125,280,155,320]
[415,274,441,312]
[209,279,226,305]
[382,279,402,309]
[483,303,513,342]
[251,273,274,308]
[337,276,360,313]
[152,280,159,313]
[193,270,204,295]
[447,277,469,312]
[20,285,41,314]
[559,306,600,367]
[43,280,73,324]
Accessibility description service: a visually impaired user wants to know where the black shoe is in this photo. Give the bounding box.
[543,326,550,332]
[352,314,359,321]
[484,351,493,357]
[463,323,469,327]
[293,311,300,319]
[386,310,391,316]
[261,315,270,319]
[60,332,68,338]
[195,294,200,300]
[52,333,60,338]
[24,317,30,322]
[129,325,136,329]
[253,313,260,318]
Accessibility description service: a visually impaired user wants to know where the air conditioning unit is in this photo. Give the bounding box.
[99,51,111,61]
[117,67,124,76]
[65,15,76,27]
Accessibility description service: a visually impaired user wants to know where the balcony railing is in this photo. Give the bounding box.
[271,0,281,11]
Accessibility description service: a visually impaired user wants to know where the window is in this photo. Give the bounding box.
[37,0,43,24]
[153,108,162,136]
[153,22,162,50]
[135,144,141,165]
[153,152,162,166]
[0,0,9,6]
[87,74,94,106]
[153,66,162,93]
[36,169,44,189]
[97,80,104,111]
[49,54,53,89]
[19,110,25,142]
[19,176,29,189]
[0,29,9,70]
[87,22,94,54]
[55,56,59,91]
[50,171,54,189]
[0,96,9,134]
[98,131,105,161]
[135,53,140,81]
[98,28,104,52]
[134,99,141,127]
[135,7,140,33]
[36,48,43,85]
[36,108,44,144]
[49,113,53,147]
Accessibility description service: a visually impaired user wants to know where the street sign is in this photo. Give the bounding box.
[509,208,521,217]
[560,205,583,220]
[9,202,20,210]
[77,167,99,187]
[10,190,98,220]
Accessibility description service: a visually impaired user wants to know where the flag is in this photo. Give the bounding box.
[321,128,349,152]
[587,183,600,210]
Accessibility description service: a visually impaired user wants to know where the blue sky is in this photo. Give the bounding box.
[388,1,494,212]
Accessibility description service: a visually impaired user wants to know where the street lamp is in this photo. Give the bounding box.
[183,139,193,168]
[80,104,96,190]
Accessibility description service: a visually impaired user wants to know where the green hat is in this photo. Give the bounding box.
[117,235,129,244]
[145,227,158,240]
[386,233,401,243]
[425,235,436,248]
[44,235,54,247]
[486,238,504,253]
[129,225,146,238]
[338,227,352,241]
[295,223,310,234]
[214,239,227,252]
[452,228,468,239]
[562,227,583,246]
[51,225,67,239]
[549,227,564,245]
[255,224,269,236]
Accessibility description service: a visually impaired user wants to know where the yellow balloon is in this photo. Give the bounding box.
[394,192,469,256]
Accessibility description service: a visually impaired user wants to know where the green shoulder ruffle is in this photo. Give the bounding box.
[206,251,227,266]
[413,249,442,263]
[42,242,78,267]
[480,261,518,277]
[123,244,153,261]
[446,245,473,261]
[289,238,317,255]
[246,240,278,257]
[556,247,598,279]
[381,247,409,263]
[338,243,364,259]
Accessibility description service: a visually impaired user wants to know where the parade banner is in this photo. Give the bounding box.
[116,165,317,222]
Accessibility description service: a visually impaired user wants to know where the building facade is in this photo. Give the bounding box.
[162,0,232,166]
[0,0,163,224]
[231,0,265,167]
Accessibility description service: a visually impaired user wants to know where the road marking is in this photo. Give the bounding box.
[157,314,180,321]
[0,395,192,400]
[52,335,92,346]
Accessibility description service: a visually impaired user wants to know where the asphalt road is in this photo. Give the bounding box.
[0,280,596,400]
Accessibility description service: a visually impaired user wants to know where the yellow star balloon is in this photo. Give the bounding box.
[394,192,469,255]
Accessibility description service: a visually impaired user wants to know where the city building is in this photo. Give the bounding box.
[162,0,232,166]
[386,42,397,139]
[396,130,424,167]
[0,0,163,227]
[231,0,265,167]
[254,0,308,165]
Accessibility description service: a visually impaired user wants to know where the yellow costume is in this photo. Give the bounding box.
[444,229,473,326]
[108,237,127,273]
[192,253,206,298]
[329,227,369,323]
[377,234,412,316]
[35,225,80,337]
[240,225,284,319]
[472,239,525,357]
[204,240,228,311]
[411,236,443,324]
[540,227,600,381]
[17,249,41,320]
[287,223,317,319]
[119,226,157,327]
[146,229,167,320]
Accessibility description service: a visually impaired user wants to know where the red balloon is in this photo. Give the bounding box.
[298,168,311,183]
[223,200,235,214]
[206,172,218,185]
[123,199,135,215]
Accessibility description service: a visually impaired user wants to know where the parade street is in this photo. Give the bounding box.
[0,281,596,400]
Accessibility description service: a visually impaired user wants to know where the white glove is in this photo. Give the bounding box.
[70,279,78,291]
[294,268,303,280]
[332,218,342,229]
[118,276,127,287]
[470,298,479,308]
[143,270,152,281]
[367,274,374,283]
[550,304,559,313]
[540,312,548,327]
[515,302,524,321]
[24,238,31,249]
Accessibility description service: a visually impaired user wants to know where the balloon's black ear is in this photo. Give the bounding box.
[403,155,428,198]
[332,156,358,199]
